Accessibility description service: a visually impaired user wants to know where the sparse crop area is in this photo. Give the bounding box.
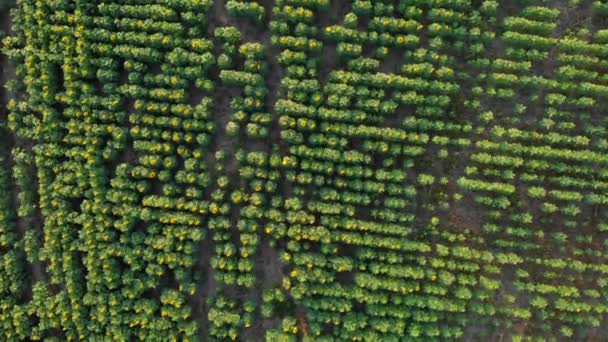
[1,0,608,340]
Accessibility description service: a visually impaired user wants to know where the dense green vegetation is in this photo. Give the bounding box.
[1,0,608,340]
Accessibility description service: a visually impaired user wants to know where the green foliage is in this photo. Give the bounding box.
[2,0,608,341]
